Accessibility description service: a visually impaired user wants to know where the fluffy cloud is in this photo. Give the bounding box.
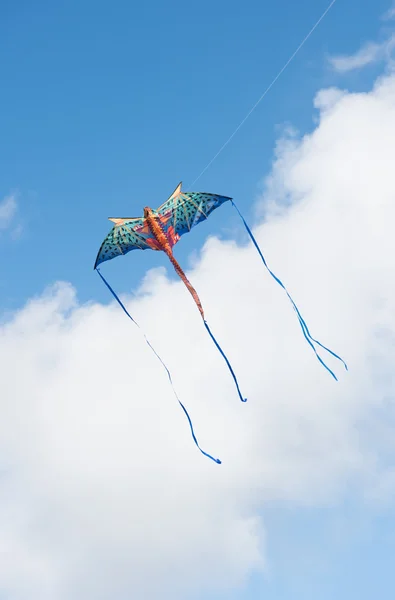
[328,6,395,75]
[382,1,395,21]
[2,71,395,598]
[0,194,17,231]
[328,35,395,73]
[329,41,385,72]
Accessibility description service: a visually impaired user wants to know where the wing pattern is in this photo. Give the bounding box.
[156,183,232,239]
[94,183,232,268]
[94,217,155,269]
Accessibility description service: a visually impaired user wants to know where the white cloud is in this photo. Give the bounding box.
[2,72,395,598]
[328,35,395,73]
[0,194,17,230]
[329,41,383,72]
[328,4,395,74]
[382,2,395,21]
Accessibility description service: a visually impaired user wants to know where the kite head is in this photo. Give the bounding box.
[143,206,152,218]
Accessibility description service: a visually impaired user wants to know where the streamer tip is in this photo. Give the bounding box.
[242,397,247,403]
[215,458,222,464]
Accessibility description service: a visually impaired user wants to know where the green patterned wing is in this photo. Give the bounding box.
[94,217,155,269]
[156,182,232,239]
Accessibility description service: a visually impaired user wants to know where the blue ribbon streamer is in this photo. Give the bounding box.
[231,200,348,380]
[204,320,247,402]
[96,267,221,464]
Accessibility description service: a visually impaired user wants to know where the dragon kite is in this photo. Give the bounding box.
[95,182,347,463]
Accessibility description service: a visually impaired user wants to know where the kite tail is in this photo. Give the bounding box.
[203,320,247,403]
[95,267,221,465]
[167,253,247,403]
[231,200,348,380]
[168,252,205,319]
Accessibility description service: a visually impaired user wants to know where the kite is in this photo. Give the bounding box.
[94,182,347,463]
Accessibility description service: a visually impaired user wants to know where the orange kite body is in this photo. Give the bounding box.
[143,206,205,319]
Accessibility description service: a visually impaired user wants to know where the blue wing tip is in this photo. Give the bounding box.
[94,253,103,270]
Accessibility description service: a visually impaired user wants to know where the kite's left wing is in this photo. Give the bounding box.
[156,182,232,240]
[94,217,156,269]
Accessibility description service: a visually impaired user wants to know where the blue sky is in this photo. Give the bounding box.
[1,1,395,599]
[0,0,389,309]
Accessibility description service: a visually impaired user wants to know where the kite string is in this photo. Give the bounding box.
[231,201,348,379]
[95,268,221,464]
[187,0,338,189]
